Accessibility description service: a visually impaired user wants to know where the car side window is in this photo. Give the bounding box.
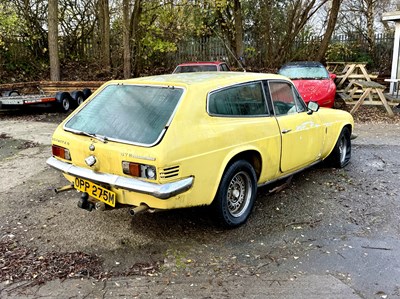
[268,81,305,116]
[208,82,268,116]
[220,64,230,71]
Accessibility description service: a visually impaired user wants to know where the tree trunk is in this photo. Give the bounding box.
[233,0,244,67]
[98,0,111,72]
[123,0,131,78]
[316,0,342,62]
[130,0,142,78]
[366,0,375,54]
[48,0,60,81]
[269,0,327,66]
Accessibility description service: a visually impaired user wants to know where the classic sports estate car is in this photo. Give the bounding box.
[47,72,354,227]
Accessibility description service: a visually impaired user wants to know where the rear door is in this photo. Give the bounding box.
[265,80,324,173]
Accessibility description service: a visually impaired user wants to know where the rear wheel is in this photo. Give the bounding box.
[325,127,351,168]
[212,160,257,228]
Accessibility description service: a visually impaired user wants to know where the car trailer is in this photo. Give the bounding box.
[0,89,92,112]
[0,81,104,112]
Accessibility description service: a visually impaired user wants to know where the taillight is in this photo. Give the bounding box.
[122,161,157,180]
[52,145,71,160]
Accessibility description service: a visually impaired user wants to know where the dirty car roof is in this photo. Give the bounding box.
[105,72,288,90]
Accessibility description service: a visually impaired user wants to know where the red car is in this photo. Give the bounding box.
[173,61,230,73]
[278,61,336,108]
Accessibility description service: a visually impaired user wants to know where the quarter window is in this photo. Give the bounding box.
[208,82,268,116]
[220,64,230,71]
[269,81,305,116]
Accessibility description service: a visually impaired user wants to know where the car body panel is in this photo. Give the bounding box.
[48,72,353,211]
[292,79,336,107]
[276,112,325,172]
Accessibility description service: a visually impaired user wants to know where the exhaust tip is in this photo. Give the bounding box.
[129,205,149,216]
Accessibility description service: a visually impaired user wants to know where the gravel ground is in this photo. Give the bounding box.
[0,104,400,298]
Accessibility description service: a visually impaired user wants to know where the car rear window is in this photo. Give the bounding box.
[64,84,184,146]
[174,65,218,73]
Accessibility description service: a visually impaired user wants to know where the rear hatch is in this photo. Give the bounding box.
[62,83,184,176]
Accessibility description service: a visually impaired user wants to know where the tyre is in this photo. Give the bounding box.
[55,92,72,112]
[82,88,92,100]
[70,90,85,108]
[212,160,257,228]
[325,127,351,168]
[5,90,20,96]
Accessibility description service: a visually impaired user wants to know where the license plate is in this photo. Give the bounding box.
[74,177,116,207]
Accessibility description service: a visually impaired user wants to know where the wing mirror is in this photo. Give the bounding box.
[307,101,319,114]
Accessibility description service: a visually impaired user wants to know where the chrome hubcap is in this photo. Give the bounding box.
[227,171,252,218]
[339,136,347,164]
[63,99,69,110]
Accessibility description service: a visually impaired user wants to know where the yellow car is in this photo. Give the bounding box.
[47,72,354,227]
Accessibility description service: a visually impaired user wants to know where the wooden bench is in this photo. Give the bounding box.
[348,80,394,117]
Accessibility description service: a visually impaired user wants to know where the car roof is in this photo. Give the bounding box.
[177,61,226,66]
[280,61,324,68]
[105,72,288,91]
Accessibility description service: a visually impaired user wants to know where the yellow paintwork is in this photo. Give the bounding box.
[50,72,354,210]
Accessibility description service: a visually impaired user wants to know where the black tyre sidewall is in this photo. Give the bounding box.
[70,90,85,108]
[6,90,20,96]
[328,127,351,168]
[55,92,71,112]
[213,160,257,228]
[82,88,92,100]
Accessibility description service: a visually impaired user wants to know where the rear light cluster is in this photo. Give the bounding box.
[52,145,71,160]
[122,161,156,180]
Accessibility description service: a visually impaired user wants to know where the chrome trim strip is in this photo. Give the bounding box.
[46,157,193,199]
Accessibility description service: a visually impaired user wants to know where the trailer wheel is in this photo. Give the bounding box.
[55,92,72,112]
[82,88,92,100]
[70,90,85,108]
[2,90,20,97]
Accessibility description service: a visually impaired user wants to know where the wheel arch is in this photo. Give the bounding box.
[210,148,262,202]
[224,150,262,181]
[323,123,353,160]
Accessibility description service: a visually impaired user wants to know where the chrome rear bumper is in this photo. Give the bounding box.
[46,157,193,199]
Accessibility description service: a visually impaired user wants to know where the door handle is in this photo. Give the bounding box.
[282,129,292,134]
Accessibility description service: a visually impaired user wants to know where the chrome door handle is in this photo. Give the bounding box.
[282,129,292,134]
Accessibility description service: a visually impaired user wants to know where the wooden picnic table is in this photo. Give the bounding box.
[326,61,348,73]
[335,63,378,91]
[348,80,394,117]
[326,62,378,91]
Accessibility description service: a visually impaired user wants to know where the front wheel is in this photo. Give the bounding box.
[325,127,351,168]
[55,92,71,112]
[212,160,257,228]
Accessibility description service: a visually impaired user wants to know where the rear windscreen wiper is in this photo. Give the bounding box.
[73,130,108,143]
